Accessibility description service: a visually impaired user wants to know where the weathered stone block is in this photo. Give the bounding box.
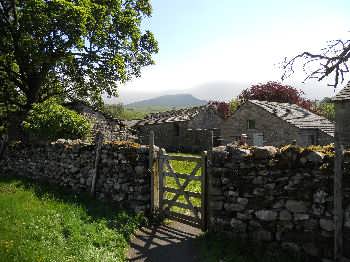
[312,204,325,216]
[279,210,292,221]
[237,212,252,220]
[209,187,223,196]
[345,205,350,229]
[314,190,328,204]
[320,219,334,232]
[273,200,285,209]
[300,151,325,165]
[294,213,309,221]
[134,165,144,176]
[252,176,265,185]
[210,201,223,210]
[253,188,265,196]
[252,146,278,159]
[225,190,239,197]
[303,219,319,231]
[285,200,308,213]
[255,210,277,221]
[258,170,269,176]
[230,218,247,232]
[253,230,272,241]
[237,197,249,206]
[264,183,276,190]
[221,177,230,185]
[281,242,300,252]
[224,203,245,212]
[302,242,319,257]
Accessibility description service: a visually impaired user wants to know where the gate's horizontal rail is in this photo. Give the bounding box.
[164,186,201,199]
[163,199,201,212]
[166,211,201,227]
[164,155,201,162]
[163,171,201,181]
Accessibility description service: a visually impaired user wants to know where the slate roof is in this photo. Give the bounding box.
[248,100,335,137]
[332,82,350,101]
[135,105,213,126]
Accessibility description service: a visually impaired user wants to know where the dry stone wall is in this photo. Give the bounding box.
[0,140,151,213]
[207,144,350,261]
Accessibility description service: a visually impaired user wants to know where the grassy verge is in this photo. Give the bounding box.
[0,176,144,262]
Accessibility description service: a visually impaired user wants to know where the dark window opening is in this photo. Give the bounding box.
[247,120,256,129]
[174,123,180,136]
[309,135,316,145]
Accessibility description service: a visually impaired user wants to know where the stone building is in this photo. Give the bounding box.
[220,100,334,146]
[332,82,350,148]
[64,101,136,142]
[134,105,225,152]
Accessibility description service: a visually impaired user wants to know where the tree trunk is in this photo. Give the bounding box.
[0,134,8,160]
[7,110,29,142]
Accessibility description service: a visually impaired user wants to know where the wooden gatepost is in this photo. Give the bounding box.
[334,134,344,261]
[90,131,104,196]
[332,84,350,261]
[149,131,160,213]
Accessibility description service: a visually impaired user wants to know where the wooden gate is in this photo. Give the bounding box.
[157,149,207,230]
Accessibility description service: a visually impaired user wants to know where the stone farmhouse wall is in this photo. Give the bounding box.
[138,124,214,153]
[0,140,151,213]
[65,102,135,142]
[187,108,223,130]
[137,110,222,152]
[335,101,350,148]
[207,144,350,261]
[220,102,333,147]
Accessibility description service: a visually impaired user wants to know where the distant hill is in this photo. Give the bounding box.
[126,94,207,108]
[104,80,337,105]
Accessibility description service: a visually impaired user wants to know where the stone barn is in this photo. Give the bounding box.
[220,100,334,146]
[333,82,350,148]
[64,101,136,142]
[133,105,225,152]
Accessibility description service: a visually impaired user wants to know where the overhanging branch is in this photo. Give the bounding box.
[281,38,350,88]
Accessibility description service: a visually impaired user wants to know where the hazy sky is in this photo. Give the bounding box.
[120,0,350,100]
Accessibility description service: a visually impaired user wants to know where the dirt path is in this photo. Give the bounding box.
[127,221,202,262]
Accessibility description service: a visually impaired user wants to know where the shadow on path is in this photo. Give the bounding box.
[127,221,202,262]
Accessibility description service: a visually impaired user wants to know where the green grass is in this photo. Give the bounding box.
[164,153,202,216]
[197,233,305,262]
[0,176,144,262]
[121,106,184,120]
[103,104,178,120]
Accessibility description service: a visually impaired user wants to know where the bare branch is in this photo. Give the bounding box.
[281,36,350,88]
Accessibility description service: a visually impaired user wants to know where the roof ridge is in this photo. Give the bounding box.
[146,104,208,119]
[247,100,334,137]
[64,100,124,125]
[333,81,350,101]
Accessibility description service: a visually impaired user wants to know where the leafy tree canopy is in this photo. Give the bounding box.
[208,101,233,118]
[23,98,91,141]
[314,98,335,121]
[0,0,158,118]
[238,81,313,110]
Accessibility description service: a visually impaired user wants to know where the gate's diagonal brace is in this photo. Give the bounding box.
[163,160,201,220]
